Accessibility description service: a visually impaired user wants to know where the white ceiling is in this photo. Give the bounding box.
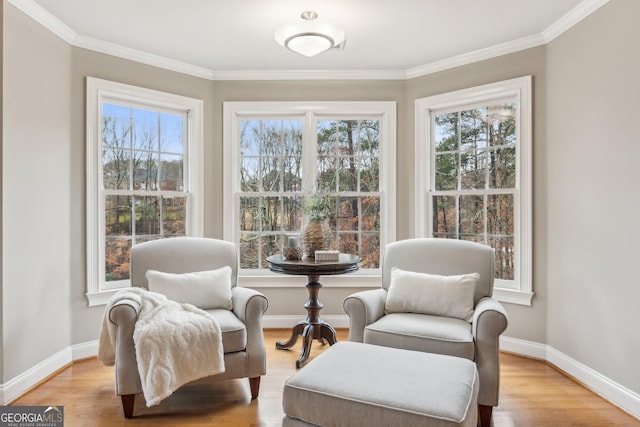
[15,0,606,79]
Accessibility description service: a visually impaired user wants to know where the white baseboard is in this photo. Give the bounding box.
[500,335,548,360]
[546,346,640,420]
[0,347,72,404]
[71,340,99,360]
[499,335,640,420]
[1,328,638,420]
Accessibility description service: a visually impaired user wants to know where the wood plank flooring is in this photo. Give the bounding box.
[11,329,640,426]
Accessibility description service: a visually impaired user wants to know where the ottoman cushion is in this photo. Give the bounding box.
[283,341,478,427]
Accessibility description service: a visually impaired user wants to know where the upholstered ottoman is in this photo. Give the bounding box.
[282,342,478,427]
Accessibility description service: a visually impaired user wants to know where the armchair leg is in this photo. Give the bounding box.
[121,394,135,418]
[249,376,261,399]
[478,404,492,427]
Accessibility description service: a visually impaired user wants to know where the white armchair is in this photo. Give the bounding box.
[343,238,508,427]
[107,237,268,418]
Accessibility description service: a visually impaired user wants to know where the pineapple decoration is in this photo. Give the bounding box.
[300,194,333,258]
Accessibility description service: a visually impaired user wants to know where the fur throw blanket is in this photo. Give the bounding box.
[99,287,225,406]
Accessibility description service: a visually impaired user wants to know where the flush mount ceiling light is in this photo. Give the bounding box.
[274,11,345,58]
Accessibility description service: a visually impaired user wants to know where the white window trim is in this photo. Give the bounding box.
[86,77,204,306]
[223,101,397,288]
[415,76,533,305]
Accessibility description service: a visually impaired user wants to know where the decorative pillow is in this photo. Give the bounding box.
[384,267,478,322]
[146,267,233,310]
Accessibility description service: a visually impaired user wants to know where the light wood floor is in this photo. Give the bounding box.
[11,329,640,426]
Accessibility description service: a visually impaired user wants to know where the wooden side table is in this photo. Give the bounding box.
[266,254,360,368]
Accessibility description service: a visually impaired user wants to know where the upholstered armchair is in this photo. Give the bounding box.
[106,237,268,418]
[343,238,508,427]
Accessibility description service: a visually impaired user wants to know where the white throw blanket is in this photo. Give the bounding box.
[98,287,225,406]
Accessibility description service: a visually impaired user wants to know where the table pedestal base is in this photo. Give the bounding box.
[276,321,337,368]
[275,274,337,368]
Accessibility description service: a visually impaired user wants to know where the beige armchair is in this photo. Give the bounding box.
[343,238,508,427]
[107,237,268,418]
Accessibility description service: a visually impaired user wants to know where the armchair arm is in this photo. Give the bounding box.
[343,288,387,342]
[232,286,269,377]
[472,297,509,406]
[108,299,143,396]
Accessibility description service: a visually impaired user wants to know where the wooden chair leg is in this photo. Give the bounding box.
[478,404,492,427]
[121,394,135,418]
[249,376,261,399]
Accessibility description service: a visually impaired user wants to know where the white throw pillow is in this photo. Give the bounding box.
[146,267,233,310]
[384,267,478,322]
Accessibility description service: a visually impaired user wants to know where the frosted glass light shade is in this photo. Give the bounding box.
[286,34,333,57]
[275,14,345,57]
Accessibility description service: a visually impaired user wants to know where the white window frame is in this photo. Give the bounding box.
[86,77,204,306]
[223,101,396,288]
[415,76,533,305]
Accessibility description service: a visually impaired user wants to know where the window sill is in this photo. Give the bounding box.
[240,271,535,305]
[87,289,121,307]
[88,277,534,306]
[493,287,534,306]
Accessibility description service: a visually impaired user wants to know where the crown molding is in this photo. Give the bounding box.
[212,69,405,81]
[9,0,609,81]
[74,35,215,80]
[542,0,610,42]
[405,34,546,80]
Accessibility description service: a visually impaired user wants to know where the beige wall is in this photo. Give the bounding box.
[546,0,640,392]
[3,3,72,380]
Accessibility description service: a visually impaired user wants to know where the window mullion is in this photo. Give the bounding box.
[157,112,163,237]
[358,196,363,258]
[128,106,136,246]
[483,193,488,246]
[278,119,283,195]
[258,121,264,192]
[456,111,462,240]
[128,107,134,192]
[302,112,317,192]
[484,114,489,246]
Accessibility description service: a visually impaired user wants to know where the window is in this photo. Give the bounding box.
[224,102,396,286]
[415,76,532,305]
[86,77,203,305]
